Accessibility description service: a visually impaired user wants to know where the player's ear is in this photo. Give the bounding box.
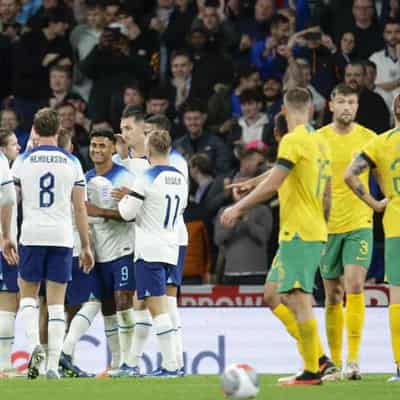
[328,100,334,113]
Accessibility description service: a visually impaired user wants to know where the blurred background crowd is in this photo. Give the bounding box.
[0,0,398,289]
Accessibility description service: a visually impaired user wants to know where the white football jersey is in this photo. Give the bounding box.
[12,145,85,247]
[114,149,189,246]
[86,163,135,263]
[131,165,188,265]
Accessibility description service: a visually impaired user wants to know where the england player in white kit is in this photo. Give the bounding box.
[0,131,18,377]
[119,129,188,377]
[113,109,188,374]
[2,108,94,380]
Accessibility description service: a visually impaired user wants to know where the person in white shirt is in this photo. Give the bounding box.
[0,129,18,377]
[369,18,400,110]
[113,109,189,375]
[2,108,94,380]
[119,128,188,377]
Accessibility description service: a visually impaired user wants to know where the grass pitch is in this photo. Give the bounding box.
[1,375,399,400]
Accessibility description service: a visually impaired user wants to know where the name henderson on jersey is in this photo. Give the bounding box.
[30,154,68,164]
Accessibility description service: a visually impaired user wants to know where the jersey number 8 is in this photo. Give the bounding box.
[39,172,55,208]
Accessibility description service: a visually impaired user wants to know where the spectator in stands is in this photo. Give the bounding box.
[28,0,74,32]
[0,108,29,151]
[214,174,273,285]
[174,100,232,176]
[207,64,261,135]
[70,0,106,101]
[364,60,394,114]
[344,61,391,133]
[104,0,120,26]
[369,18,400,110]
[332,31,357,82]
[56,101,91,170]
[228,89,272,151]
[338,0,384,59]
[262,76,283,123]
[191,0,240,54]
[110,81,145,132]
[381,0,400,23]
[79,22,150,123]
[250,14,291,80]
[0,0,23,42]
[12,7,73,129]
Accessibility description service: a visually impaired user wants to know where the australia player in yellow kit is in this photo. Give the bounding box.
[345,93,400,383]
[318,84,376,379]
[221,88,332,386]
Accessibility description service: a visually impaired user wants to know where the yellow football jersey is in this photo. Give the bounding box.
[277,124,331,242]
[318,123,376,234]
[362,128,400,238]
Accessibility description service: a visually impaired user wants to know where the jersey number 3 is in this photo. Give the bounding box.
[164,194,181,229]
[39,172,55,208]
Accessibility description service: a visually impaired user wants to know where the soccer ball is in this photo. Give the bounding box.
[221,364,260,399]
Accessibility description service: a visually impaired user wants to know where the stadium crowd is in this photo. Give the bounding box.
[0,0,399,285]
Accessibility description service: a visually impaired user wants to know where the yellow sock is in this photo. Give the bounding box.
[326,303,344,367]
[389,304,400,367]
[272,304,303,356]
[298,318,319,373]
[346,293,365,362]
[317,332,325,360]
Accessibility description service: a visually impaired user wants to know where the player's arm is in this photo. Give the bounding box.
[72,186,95,272]
[118,190,144,222]
[227,169,271,194]
[344,153,387,213]
[86,201,125,221]
[323,177,332,222]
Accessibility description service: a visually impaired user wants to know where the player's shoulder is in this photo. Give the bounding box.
[353,123,376,139]
[316,123,333,137]
[378,127,400,142]
[144,165,184,184]
[85,168,96,182]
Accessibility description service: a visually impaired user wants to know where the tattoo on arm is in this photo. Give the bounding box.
[355,184,366,198]
[350,156,368,176]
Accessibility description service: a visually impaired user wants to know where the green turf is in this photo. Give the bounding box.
[1,375,400,400]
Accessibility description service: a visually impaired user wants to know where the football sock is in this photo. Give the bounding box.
[63,302,101,358]
[298,318,319,374]
[19,298,40,352]
[272,304,303,357]
[128,310,152,367]
[389,304,400,367]
[0,311,16,370]
[104,314,120,369]
[326,303,344,367]
[47,304,65,372]
[154,313,177,372]
[117,308,135,366]
[316,332,325,360]
[167,296,184,369]
[346,293,365,362]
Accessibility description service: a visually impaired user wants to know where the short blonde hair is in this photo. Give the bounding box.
[146,129,171,155]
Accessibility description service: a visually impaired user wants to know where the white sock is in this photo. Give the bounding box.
[117,308,135,366]
[167,296,184,369]
[63,302,101,358]
[128,310,152,367]
[104,314,120,369]
[47,304,65,372]
[154,313,177,372]
[19,298,40,352]
[0,311,16,370]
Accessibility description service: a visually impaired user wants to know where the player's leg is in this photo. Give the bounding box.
[342,229,372,379]
[60,257,101,377]
[45,246,73,379]
[18,245,45,380]
[385,237,400,382]
[278,240,324,386]
[112,255,136,374]
[0,253,18,374]
[321,234,345,370]
[165,245,187,374]
[137,259,178,376]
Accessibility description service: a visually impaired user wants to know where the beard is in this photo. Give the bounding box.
[336,114,354,126]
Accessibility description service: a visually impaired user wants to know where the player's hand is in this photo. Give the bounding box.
[226,180,255,196]
[220,205,244,228]
[2,239,18,266]
[42,53,60,67]
[373,198,388,213]
[111,186,130,201]
[79,246,94,273]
